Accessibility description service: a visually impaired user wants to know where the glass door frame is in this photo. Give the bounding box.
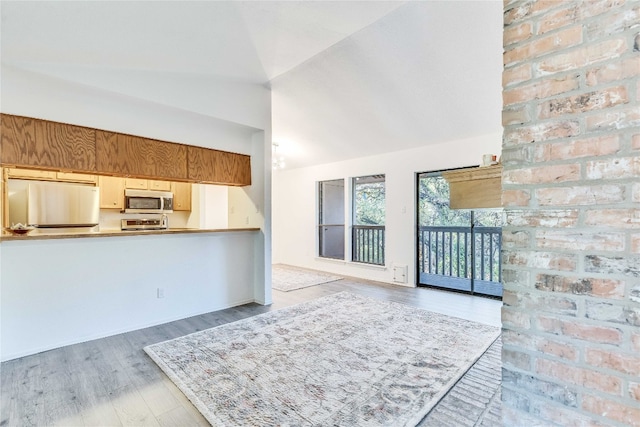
[415,169,503,298]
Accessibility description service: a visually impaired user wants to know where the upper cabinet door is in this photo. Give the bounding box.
[154,141,187,180]
[119,134,157,177]
[171,181,192,211]
[124,178,148,190]
[188,146,251,186]
[6,168,57,180]
[98,175,125,209]
[96,131,154,176]
[95,130,121,174]
[1,114,34,166]
[32,120,95,171]
[96,131,187,180]
[234,155,252,186]
[148,180,171,191]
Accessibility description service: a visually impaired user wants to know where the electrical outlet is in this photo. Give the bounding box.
[245,216,249,225]
[157,288,165,298]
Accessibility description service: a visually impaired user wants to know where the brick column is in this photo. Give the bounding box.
[501,1,640,426]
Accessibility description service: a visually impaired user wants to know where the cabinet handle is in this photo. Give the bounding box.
[113,202,117,205]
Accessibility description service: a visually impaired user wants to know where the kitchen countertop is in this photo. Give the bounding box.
[0,227,260,242]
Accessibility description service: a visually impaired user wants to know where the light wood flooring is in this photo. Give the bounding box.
[0,277,502,426]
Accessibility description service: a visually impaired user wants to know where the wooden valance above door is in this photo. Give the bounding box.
[442,165,502,209]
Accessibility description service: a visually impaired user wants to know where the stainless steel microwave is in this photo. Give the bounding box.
[124,189,173,214]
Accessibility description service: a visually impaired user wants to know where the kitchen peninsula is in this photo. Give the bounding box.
[0,114,271,362]
[1,229,262,361]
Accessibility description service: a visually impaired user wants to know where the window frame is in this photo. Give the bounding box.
[351,174,386,266]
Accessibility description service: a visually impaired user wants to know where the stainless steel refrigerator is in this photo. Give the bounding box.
[8,180,100,228]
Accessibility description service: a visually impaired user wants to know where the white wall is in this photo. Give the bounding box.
[0,64,265,153]
[201,185,230,229]
[0,231,258,361]
[272,132,502,285]
[227,133,269,231]
[187,184,229,229]
[229,187,262,229]
[5,63,271,130]
[243,132,272,305]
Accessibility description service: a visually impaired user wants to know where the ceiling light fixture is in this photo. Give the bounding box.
[272,143,286,170]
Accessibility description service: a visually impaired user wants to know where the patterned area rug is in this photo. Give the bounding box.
[272,264,342,291]
[144,292,500,426]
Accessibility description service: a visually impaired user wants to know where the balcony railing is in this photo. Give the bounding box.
[352,225,385,265]
[418,226,502,296]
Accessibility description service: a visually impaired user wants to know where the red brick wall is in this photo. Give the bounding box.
[501,1,640,426]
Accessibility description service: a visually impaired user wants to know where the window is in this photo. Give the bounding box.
[352,175,385,265]
[318,179,345,259]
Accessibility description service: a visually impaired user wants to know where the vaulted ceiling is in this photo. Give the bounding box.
[1,1,502,170]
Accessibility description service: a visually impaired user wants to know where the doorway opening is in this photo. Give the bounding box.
[417,171,503,298]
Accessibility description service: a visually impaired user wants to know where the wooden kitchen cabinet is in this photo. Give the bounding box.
[171,182,192,211]
[96,133,153,177]
[124,178,171,191]
[33,120,96,172]
[2,114,251,187]
[1,115,96,173]
[6,168,57,180]
[1,114,33,166]
[56,172,97,184]
[96,130,127,175]
[124,178,148,190]
[187,146,251,185]
[99,176,125,209]
[154,141,187,180]
[5,168,97,184]
[149,180,171,191]
[96,132,187,181]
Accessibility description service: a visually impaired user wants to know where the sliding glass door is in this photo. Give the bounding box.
[417,171,503,297]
